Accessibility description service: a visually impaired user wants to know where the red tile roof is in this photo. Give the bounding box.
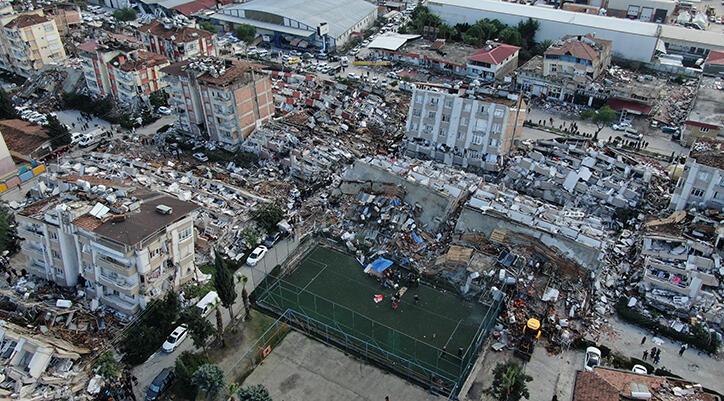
[468,44,520,65]
[705,50,724,66]
[173,0,231,16]
[77,40,98,53]
[607,98,652,115]
[0,119,49,156]
[546,34,611,61]
[574,368,717,401]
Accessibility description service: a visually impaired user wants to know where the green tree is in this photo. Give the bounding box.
[215,307,225,346]
[0,89,18,119]
[240,226,262,248]
[182,309,216,352]
[112,8,137,22]
[485,361,533,401]
[239,275,251,320]
[149,91,169,108]
[94,351,121,380]
[175,351,210,396]
[533,40,553,56]
[235,24,256,43]
[237,384,272,401]
[199,21,218,33]
[192,364,225,399]
[497,27,522,46]
[0,206,16,254]
[515,18,539,49]
[252,203,284,233]
[46,115,71,149]
[120,324,160,365]
[213,249,237,322]
[580,105,617,135]
[120,291,180,365]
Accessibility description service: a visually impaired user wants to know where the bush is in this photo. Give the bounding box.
[119,291,180,365]
[112,8,137,21]
[615,298,720,354]
[175,351,210,396]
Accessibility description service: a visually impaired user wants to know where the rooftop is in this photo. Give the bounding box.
[368,32,421,51]
[573,367,717,401]
[5,14,49,29]
[398,39,481,67]
[690,137,724,170]
[705,50,724,66]
[686,78,724,130]
[162,57,258,87]
[468,43,519,65]
[545,34,612,61]
[215,0,377,38]
[0,119,49,156]
[138,20,212,42]
[113,50,169,72]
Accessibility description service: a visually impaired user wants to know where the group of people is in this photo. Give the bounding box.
[640,336,690,366]
[72,112,100,132]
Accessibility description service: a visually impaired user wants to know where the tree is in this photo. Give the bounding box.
[239,275,251,320]
[199,21,218,33]
[235,24,256,43]
[252,203,284,233]
[485,361,533,401]
[0,206,17,254]
[175,351,210,395]
[94,351,121,380]
[237,384,273,401]
[46,115,71,149]
[580,105,617,135]
[0,89,18,120]
[182,309,216,352]
[241,226,262,248]
[120,291,180,365]
[515,18,539,49]
[497,27,522,46]
[112,8,137,22]
[533,40,553,56]
[215,307,225,346]
[213,249,237,323]
[192,364,225,399]
[149,91,169,108]
[120,324,160,365]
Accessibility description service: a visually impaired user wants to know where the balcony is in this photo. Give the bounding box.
[101,294,140,314]
[98,273,139,294]
[22,243,45,259]
[97,255,134,275]
[17,225,43,241]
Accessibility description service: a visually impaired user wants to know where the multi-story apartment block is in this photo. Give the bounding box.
[404,85,526,172]
[138,20,215,62]
[1,13,67,77]
[16,177,198,314]
[79,39,169,108]
[162,57,274,145]
[543,34,612,81]
[670,137,724,211]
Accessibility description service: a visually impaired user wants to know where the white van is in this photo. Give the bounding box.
[77,128,106,147]
[196,291,221,317]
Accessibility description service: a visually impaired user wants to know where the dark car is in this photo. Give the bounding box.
[146,368,174,401]
[262,231,282,248]
[661,126,680,134]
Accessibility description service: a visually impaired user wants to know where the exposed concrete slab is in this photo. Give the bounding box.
[242,331,444,401]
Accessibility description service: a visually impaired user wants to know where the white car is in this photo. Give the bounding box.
[193,152,208,162]
[157,106,172,115]
[584,347,602,371]
[246,245,268,266]
[161,324,188,353]
[631,364,648,374]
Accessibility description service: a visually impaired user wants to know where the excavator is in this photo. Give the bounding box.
[515,318,542,362]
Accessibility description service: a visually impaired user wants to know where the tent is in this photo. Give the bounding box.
[364,257,393,277]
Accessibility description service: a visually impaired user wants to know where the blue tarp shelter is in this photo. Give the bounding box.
[364,257,393,276]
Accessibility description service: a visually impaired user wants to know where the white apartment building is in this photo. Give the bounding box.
[1,13,66,77]
[16,177,198,315]
[162,57,274,145]
[670,138,724,211]
[404,86,526,171]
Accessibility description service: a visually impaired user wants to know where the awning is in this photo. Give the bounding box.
[606,98,653,115]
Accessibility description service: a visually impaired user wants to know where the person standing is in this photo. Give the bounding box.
[642,350,648,361]
[640,336,647,345]
[679,344,688,356]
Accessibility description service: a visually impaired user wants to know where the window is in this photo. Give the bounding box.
[472,135,483,145]
[179,227,193,241]
[494,109,505,118]
[51,250,60,259]
[150,248,161,258]
[429,98,439,105]
[463,103,471,112]
[492,123,502,133]
[428,111,436,119]
[699,127,709,133]
[442,114,449,122]
[479,105,485,113]
[691,188,705,197]
[699,172,710,181]
[49,232,58,240]
[490,139,499,147]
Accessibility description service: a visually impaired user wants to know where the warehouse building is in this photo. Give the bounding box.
[211,0,377,51]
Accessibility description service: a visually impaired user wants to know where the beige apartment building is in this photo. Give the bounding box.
[163,57,274,145]
[79,39,169,108]
[16,177,198,314]
[1,13,67,77]
[138,20,215,62]
[404,85,526,171]
[669,137,724,211]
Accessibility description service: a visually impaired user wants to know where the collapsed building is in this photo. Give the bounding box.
[670,137,724,211]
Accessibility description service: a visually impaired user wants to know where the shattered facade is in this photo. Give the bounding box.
[670,137,724,211]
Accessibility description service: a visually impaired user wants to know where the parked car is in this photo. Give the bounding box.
[246,245,268,266]
[631,364,648,374]
[193,152,209,162]
[262,231,282,248]
[661,126,679,134]
[612,123,631,131]
[584,347,602,371]
[196,291,221,317]
[146,368,174,401]
[347,72,359,80]
[157,106,172,115]
[161,324,188,353]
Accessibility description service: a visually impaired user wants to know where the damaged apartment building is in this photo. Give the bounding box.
[0,320,88,399]
[501,140,656,219]
[670,137,724,211]
[639,212,723,326]
[162,57,274,146]
[403,84,527,172]
[15,176,198,314]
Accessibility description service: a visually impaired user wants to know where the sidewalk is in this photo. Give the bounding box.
[597,316,723,394]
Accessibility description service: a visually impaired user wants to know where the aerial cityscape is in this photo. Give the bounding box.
[0,0,721,400]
